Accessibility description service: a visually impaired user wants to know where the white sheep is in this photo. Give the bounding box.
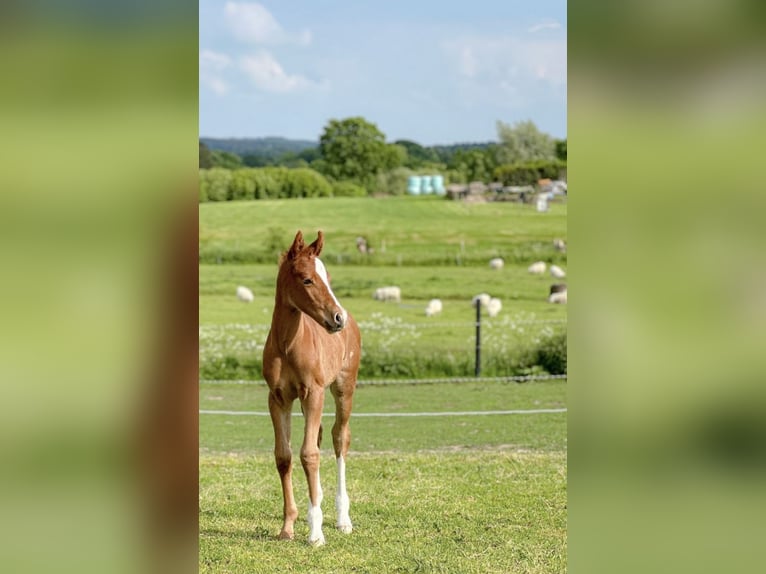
[553,239,567,252]
[472,293,491,310]
[487,297,502,317]
[373,286,401,303]
[489,257,504,270]
[548,288,567,304]
[550,265,566,278]
[528,261,547,274]
[236,285,254,303]
[425,298,443,317]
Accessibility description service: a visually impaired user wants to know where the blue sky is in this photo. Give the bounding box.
[200,1,566,145]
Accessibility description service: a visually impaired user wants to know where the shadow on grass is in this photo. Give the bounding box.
[200,526,275,542]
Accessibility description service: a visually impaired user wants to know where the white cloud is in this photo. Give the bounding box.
[200,49,232,95]
[528,20,562,34]
[224,2,311,45]
[239,51,314,93]
[449,36,566,87]
[444,35,566,112]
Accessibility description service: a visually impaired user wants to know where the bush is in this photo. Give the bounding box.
[230,169,257,200]
[205,168,233,201]
[494,160,566,186]
[374,167,414,195]
[526,330,567,375]
[198,170,209,202]
[284,168,333,198]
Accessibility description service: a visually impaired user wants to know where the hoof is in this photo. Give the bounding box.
[278,530,294,541]
[308,535,326,547]
[337,523,353,534]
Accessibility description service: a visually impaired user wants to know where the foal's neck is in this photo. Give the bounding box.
[271,266,306,349]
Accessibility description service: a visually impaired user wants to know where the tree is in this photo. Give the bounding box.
[199,142,213,168]
[394,139,439,168]
[555,139,567,161]
[495,120,556,164]
[449,148,498,183]
[210,150,244,170]
[318,117,401,185]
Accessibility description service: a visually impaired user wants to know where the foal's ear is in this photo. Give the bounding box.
[288,230,305,260]
[307,230,324,257]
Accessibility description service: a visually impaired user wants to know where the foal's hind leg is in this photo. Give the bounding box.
[330,381,355,534]
[268,391,298,540]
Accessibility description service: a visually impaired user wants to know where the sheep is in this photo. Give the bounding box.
[236,285,254,303]
[528,261,547,274]
[425,298,443,317]
[472,293,491,310]
[487,297,502,317]
[373,286,401,303]
[550,264,566,278]
[553,238,566,252]
[548,284,567,304]
[489,257,504,270]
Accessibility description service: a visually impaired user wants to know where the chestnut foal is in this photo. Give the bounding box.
[262,231,361,546]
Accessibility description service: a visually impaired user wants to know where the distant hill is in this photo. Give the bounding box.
[201,137,318,158]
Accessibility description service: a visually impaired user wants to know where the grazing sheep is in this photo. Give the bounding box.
[373,286,401,303]
[472,293,491,310]
[553,238,566,252]
[236,285,254,303]
[489,257,504,270]
[487,297,502,317]
[425,298,443,317]
[528,261,547,274]
[550,264,566,278]
[548,284,567,304]
[356,236,373,254]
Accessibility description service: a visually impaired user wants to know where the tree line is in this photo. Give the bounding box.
[199,117,566,201]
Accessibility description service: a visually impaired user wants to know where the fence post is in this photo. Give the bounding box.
[475,302,481,377]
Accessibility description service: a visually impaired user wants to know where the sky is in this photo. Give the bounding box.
[199,1,567,145]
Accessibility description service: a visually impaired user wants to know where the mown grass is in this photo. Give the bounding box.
[200,380,567,454]
[200,451,566,574]
[200,381,567,573]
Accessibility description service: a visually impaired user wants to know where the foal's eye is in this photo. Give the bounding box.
[303,278,313,285]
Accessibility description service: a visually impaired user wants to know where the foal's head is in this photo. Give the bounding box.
[279,230,348,333]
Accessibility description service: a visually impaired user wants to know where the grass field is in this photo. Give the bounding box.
[199,196,567,572]
[200,381,567,573]
[199,196,567,380]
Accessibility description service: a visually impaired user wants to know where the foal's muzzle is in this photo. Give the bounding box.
[325,310,347,333]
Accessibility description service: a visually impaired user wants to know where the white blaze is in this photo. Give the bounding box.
[315,258,347,322]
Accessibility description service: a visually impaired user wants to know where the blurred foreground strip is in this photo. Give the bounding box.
[0,4,197,574]
[571,1,766,573]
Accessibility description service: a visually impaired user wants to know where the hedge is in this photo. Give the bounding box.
[199,167,333,201]
[493,160,566,186]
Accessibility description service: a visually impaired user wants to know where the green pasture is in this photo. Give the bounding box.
[199,196,567,572]
[200,380,566,454]
[199,196,567,380]
[199,195,567,266]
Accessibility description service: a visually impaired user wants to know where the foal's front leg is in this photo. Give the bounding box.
[268,392,298,540]
[300,389,326,546]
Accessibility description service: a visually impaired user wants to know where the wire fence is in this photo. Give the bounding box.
[199,312,567,384]
[200,373,567,387]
